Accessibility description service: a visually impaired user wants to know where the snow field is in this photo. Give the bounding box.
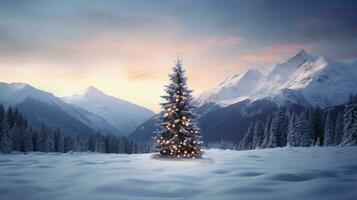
[0,147,357,200]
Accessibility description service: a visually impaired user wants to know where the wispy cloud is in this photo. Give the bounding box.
[240,43,307,63]
[126,68,160,81]
[178,36,243,54]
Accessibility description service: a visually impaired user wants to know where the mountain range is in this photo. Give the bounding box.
[195,50,357,108]
[63,86,154,135]
[2,50,356,143]
[0,83,154,135]
[130,50,357,144]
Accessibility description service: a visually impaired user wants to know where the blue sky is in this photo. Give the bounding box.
[0,0,356,111]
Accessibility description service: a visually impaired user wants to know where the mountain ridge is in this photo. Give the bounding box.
[63,86,155,135]
[194,50,357,108]
[0,82,153,136]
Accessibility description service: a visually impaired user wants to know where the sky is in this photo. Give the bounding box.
[1,0,357,112]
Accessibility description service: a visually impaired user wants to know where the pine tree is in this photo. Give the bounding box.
[0,104,4,143]
[54,128,65,152]
[239,122,254,150]
[300,109,314,147]
[252,120,264,149]
[261,114,272,148]
[0,130,12,153]
[64,135,74,152]
[287,114,300,147]
[312,108,324,145]
[154,59,203,159]
[341,96,357,146]
[46,132,55,152]
[38,125,47,152]
[268,114,279,148]
[323,112,334,146]
[268,109,288,148]
[6,106,15,129]
[10,125,21,151]
[94,133,105,153]
[75,135,87,152]
[23,128,34,152]
[334,112,344,145]
[0,104,5,123]
[118,137,127,153]
[0,118,12,153]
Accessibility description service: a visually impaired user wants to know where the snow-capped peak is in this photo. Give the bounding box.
[83,86,105,96]
[194,68,265,106]
[63,86,155,135]
[0,82,61,106]
[218,74,241,86]
[286,49,316,65]
[71,86,105,97]
[195,50,357,108]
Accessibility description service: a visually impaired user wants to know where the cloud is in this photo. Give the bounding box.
[240,54,281,62]
[295,7,357,42]
[79,9,178,34]
[126,68,160,81]
[240,43,307,63]
[178,36,242,54]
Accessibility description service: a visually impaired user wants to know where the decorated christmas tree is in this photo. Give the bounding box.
[154,59,203,159]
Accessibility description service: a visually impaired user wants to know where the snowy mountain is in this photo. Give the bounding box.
[63,86,155,135]
[195,50,357,108]
[131,50,357,144]
[0,82,118,135]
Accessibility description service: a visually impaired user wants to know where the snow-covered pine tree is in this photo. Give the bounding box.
[76,135,88,152]
[6,106,14,129]
[334,112,344,145]
[268,109,288,148]
[313,108,324,145]
[252,120,264,149]
[300,109,314,147]
[10,125,21,151]
[37,124,46,152]
[260,114,272,148]
[0,105,4,143]
[94,133,105,153]
[64,135,75,152]
[268,114,279,148]
[0,130,12,153]
[154,59,203,159]
[118,137,127,153]
[0,118,12,153]
[287,114,300,147]
[23,128,33,152]
[238,122,254,150]
[54,128,65,152]
[341,96,357,146]
[323,112,334,146]
[45,132,55,152]
[0,104,5,123]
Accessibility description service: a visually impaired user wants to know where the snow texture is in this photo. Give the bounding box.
[1,147,357,200]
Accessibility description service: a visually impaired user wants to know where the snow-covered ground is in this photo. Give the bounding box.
[1,147,357,200]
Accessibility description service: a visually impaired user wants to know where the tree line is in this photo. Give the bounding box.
[0,104,151,154]
[238,96,357,150]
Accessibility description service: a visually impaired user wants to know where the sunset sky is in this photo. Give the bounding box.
[1,0,357,112]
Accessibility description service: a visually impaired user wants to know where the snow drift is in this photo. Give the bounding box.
[0,147,356,200]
